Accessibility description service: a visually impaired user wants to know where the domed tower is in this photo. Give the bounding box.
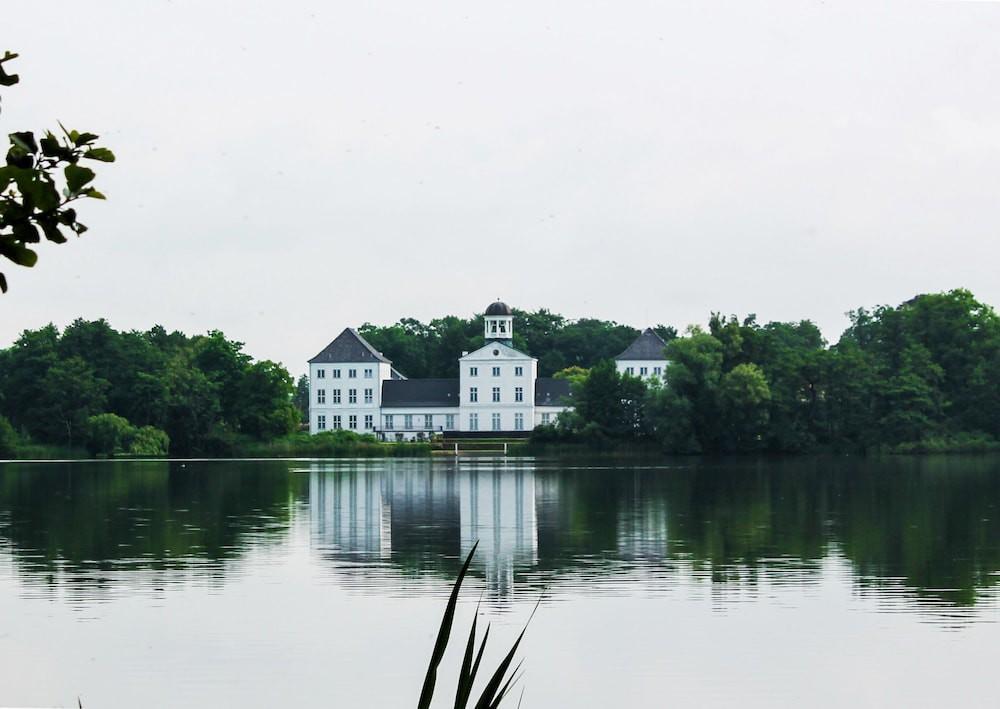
[484,300,513,346]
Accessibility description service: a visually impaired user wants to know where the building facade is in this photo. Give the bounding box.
[308,301,574,440]
[614,327,669,380]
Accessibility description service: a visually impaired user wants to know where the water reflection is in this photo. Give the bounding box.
[305,456,1000,615]
[0,456,998,618]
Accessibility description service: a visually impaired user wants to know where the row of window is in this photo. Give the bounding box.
[468,366,524,377]
[321,411,555,432]
[316,414,374,431]
[385,414,455,430]
[468,386,523,403]
[316,388,374,405]
[624,366,663,377]
[315,367,374,379]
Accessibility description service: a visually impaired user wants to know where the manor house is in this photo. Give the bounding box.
[308,301,667,440]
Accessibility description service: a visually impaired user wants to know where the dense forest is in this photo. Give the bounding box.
[541,289,1000,454]
[0,289,996,457]
[0,320,299,457]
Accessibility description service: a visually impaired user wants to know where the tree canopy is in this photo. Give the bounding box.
[541,289,1000,453]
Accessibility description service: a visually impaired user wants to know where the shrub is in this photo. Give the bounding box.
[129,426,170,456]
[0,415,18,458]
[85,413,135,456]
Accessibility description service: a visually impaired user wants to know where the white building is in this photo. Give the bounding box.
[614,327,669,380]
[308,301,574,440]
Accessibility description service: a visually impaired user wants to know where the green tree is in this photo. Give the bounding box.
[236,360,299,439]
[128,425,170,456]
[719,363,771,451]
[86,413,135,456]
[293,374,310,424]
[38,356,109,447]
[0,52,114,292]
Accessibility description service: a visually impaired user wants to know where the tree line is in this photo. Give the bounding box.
[540,289,1000,453]
[0,319,299,456]
[358,310,675,377]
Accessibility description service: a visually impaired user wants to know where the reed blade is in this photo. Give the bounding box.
[417,540,479,709]
[454,596,483,708]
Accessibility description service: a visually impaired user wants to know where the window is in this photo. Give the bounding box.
[364,368,373,378]
[491,413,501,431]
[424,414,433,430]
[626,366,635,375]
[654,366,662,376]
[317,388,326,404]
[470,387,478,403]
[499,321,506,334]
[364,414,373,430]
[333,369,341,379]
[348,389,357,404]
[317,414,326,430]
[470,366,478,377]
[514,413,524,431]
[333,415,342,429]
[492,387,500,403]
[541,412,551,425]
[317,368,326,379]
[515,366,523,376]
[490,321,498,333]
[349,415,357,429]
[445,414,456,430]
[469,413,479,431]
[492,366,500,377]
[348,368,357,379]
[385,414,394,430]
[332,389,341,404]
[640,367,648,376]
[515,386,523,402]
[364,388,373,404]
[404,414,413,429]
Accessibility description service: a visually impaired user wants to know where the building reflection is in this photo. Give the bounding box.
[308,460,539,594]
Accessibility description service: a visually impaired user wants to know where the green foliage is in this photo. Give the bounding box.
[359,308,640,377]
[0,414,18,457]
[84,413,169,457]
[538,289,1000,455]
[0,320,300,456]
[0,52,114,292]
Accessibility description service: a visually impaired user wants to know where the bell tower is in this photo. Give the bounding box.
[484,300,513,346]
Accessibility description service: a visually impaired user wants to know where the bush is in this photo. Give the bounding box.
[129,426,170,456]
[0,415,18,458]
[86,413,135,456]
[85,413,169,457]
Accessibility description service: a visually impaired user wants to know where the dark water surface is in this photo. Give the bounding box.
[0,456,997,707]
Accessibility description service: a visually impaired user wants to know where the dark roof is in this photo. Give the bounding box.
[614,328,667,361]
[309,328,391,364]
[485,301,513,316]
[382,379,459,407]
[535,378,573,406]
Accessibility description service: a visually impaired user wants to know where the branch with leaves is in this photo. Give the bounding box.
[0,51,114,293]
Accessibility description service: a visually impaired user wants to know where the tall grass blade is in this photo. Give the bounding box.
[418,541,479,709]
[473,594,542,709]
[454,596,484,708]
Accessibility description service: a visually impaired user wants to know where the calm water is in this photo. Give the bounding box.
[0,456,998,708]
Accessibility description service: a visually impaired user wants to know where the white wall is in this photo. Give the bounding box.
[309,360,392,434]
[615,359,667,381]
[458,343,537,432]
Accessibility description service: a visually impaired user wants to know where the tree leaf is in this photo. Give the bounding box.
[0,239,38,267]
[83,147,115,162]
[81,187,106,200]
[64,164,96,193]
[74,132,99,147]
[9,132,38,154]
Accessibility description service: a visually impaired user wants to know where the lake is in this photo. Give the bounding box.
[0,456,998,708]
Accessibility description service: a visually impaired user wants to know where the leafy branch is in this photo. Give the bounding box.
[0,51,114,293]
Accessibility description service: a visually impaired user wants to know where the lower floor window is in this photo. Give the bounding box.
[424,414,433,430]
[469,413,478,431]
[491,413,501,431]
[514,413,524,431]
[349,415,357,430]
[541,412,551,425]
[385,415,394,430]
[404,414,413,429]
[445,414,456,430]
[333,415,342,429]
[317,414,326,430]
[364,414,373,430]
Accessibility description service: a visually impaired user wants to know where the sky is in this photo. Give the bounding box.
[3,1,999,373]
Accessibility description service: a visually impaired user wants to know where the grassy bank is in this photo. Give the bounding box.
[886,432,1000,454]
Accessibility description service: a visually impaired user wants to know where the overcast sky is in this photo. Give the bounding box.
[3,1,999,372]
